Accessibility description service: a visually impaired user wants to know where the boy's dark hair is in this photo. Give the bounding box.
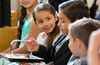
[69,18,100,48]
[59,0,90,23]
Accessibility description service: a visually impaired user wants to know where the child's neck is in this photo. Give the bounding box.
[79,51,87,58]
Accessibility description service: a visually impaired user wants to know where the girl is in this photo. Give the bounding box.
[13,3,62,65]
[58,0,90,65]
[33,3,65,65]
[3,0,40,53]
[1,0,40,65]
[17,0,40,47]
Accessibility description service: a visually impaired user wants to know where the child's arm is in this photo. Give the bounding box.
[26,20,41,39]
[2,42,19,53]
[88,29,100,65]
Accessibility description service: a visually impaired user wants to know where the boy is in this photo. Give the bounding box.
[68,18,100,65]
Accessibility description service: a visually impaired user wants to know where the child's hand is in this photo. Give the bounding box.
[26,38,39,52]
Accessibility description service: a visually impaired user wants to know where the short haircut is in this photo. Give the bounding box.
[69,18,100,48]
[59,0,89,23]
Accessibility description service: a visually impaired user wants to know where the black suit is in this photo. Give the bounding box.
[32,35,72,65]
[49,0,69,11]
[90,0,98,18]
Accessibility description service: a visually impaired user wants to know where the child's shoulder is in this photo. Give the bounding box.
[68,55,87,65]
[78,57,87,65]
[38,32,45,36]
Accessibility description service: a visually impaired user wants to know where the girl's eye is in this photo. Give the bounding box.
[37,20,43,24]
[62,21,65,23]
[59,17,64,23]
[46,17,51,20]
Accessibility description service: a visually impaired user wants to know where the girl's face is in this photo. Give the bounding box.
[58,11,70,35]
[19,0,38,9]
[35,11,57,33]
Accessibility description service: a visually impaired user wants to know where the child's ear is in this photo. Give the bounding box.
[75,38,81,49]
[55,14,58,21]
[56,16,58,21]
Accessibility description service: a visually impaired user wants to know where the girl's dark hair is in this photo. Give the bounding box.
[17,6,27,47]
[33,4,60,47]
[59,0,90,23]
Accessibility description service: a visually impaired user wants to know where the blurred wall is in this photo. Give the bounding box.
[11,0,20,10]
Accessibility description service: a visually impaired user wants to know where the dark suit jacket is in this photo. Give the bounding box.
[49,0,69,11]
[32,35,72,65]
[90,0,98,18]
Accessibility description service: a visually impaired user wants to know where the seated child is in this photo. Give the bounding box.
[67,18,100,65]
